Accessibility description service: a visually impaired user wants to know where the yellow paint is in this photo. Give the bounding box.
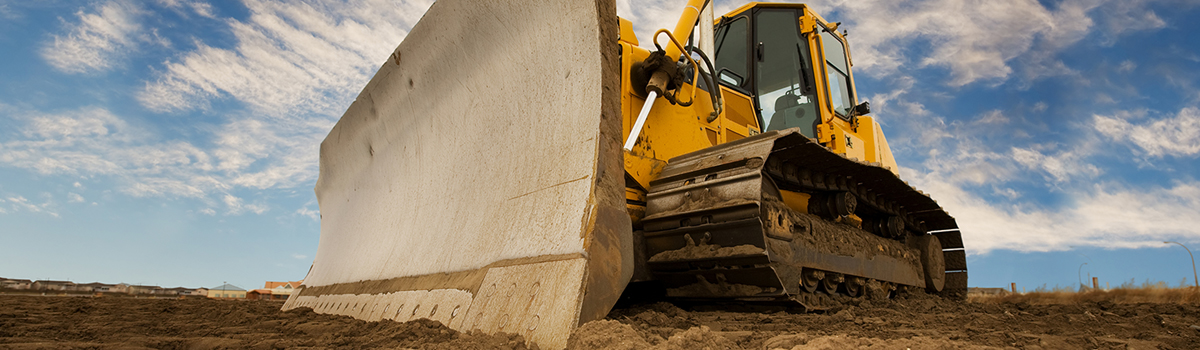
[719,2,807,20]
[618,17,638,46]
[625,187,647,223]
[663,0,711,60]
[621,3,904,221]
[623,150,667,193]
[779,190,810,214]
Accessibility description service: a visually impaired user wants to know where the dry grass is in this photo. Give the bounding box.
[971,283,1200,305]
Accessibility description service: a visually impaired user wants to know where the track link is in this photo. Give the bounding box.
[638,129,967,308]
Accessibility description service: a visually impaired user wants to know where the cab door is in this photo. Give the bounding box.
[752,9,820,138]
[811,18,868,161]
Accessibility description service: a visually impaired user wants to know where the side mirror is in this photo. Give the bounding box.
[848,101,870,131]
[851,101,870,117]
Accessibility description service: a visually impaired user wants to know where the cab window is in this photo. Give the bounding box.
[820,28,852,117]
[714,17,749,89]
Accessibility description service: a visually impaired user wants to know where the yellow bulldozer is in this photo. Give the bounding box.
[282,0,967,348]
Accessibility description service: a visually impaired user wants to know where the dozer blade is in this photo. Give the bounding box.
[281,1,627,348]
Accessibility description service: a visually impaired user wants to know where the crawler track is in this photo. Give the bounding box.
[639,129,967,309]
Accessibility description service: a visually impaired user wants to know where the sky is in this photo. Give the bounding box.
[1,0,1198,292]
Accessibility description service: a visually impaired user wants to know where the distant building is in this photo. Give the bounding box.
[106,283,130,293]
[75,282,109,292]
[163,287,199,296]
[1,278,32,290]
[207,284,246,299]
[247,289,289,300]
[262,280,303,297]
[127,285,165,295]
[32,280,76,291]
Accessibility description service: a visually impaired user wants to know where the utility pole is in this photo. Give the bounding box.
[1078,262,1088,289]
[1164,241,1199,288]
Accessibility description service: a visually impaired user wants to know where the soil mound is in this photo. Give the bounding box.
[4,291,1199,349]
[0,296,533,349]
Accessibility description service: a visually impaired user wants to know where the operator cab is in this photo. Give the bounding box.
[713,4,861,139]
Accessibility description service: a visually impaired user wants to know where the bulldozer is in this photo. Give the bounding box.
[282,0,967,348]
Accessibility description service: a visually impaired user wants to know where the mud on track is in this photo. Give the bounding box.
[3,292,1200,349]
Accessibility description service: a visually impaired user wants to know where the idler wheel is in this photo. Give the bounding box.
[908,235,945,293]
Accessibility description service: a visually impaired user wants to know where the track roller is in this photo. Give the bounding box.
[843,276,866,297]
[821,273,843,295]
[800,269,823,293]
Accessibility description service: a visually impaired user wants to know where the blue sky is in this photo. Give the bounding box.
[1,0,1198,292]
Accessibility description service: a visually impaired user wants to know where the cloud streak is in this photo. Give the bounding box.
[12,0,442,216]
[884,93,1200,253]
[1095,108,1200,157]
[911,169,1200,253]
[41,0,142,74]
[0,105,323,215]
[138,0,433,116]
[3,195,57,217]
[797,0,1169,86]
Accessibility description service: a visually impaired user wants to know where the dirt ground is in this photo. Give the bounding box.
[2,291,1199,349]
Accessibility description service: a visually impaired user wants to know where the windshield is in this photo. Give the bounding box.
[755,10,818,138]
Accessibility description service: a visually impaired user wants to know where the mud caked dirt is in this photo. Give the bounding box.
[0,296,532,350]
[3,292,1199,349]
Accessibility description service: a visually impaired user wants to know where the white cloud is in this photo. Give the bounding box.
[67,192,85,203]
[910,170,1200,253]
[993,187,1020,200]
[199,208,216,215]
[788,0,1067,85]
[0,106,320,211]
[736,0,1171,86]
[975,110,1008,125]
[1095,0,1167,45]
[190,2,216,18]
[616,0,685,50]
[41,0,142,74]
[138,0,433,116]
[614,0,1166,86]
[296,205,319,221]
[157,0,218,18]
[0,107,212,189]
[1095,107,1200,157]
[223,193,267,215]
[4,195,58,217]
[212,117,330,189]
[873,82,1200,254]
[0,3,14,20]
[1117,60,1137,73]
[291,253,308,260]
[1011,144,1102,184]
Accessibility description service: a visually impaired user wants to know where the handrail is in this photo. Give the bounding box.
[652,29,701,107]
